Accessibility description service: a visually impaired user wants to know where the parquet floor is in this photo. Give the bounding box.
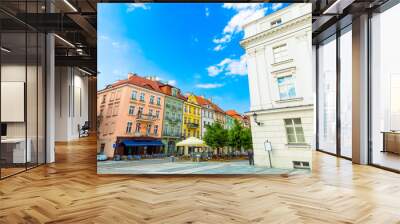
[1,135,400,224]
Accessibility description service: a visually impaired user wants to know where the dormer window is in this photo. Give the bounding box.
[172,88,177,96]
[271,18,282,27]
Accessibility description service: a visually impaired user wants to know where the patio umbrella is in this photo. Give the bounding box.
[176,137,207,147]
[176,137,208,156]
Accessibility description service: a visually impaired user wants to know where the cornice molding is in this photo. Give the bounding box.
[240,14,312,49]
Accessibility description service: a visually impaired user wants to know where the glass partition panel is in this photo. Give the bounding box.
[317,35,337,154]
[27,30,38,169]
[1,30,27,177]
[371,4,400,171]
[340,27,352,158]
[38,32,45,165]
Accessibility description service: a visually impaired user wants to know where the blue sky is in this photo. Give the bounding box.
[98,3,288,113]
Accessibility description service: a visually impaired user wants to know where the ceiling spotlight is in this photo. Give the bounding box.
[78,67,93,76]
[63,0,78,12]
[54,34,75,48]
[1,47,11,53]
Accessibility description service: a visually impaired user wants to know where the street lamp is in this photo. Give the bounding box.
[252,112,262,126]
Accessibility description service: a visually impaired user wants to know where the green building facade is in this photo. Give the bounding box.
[225,114,235,130]
[161,90,184,155]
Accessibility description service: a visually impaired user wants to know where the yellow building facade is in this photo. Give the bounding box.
[182,95,202,139]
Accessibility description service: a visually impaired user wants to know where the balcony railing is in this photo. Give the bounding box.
[186,122,199,129]
[136,113,157,122]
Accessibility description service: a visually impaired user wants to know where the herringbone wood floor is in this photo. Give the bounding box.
[1,136,400,224]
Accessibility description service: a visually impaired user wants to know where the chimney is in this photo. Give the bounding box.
[128,72,136,79]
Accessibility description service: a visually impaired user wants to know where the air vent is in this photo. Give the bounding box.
[293,161,310,169]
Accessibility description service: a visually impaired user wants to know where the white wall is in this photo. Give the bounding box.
[250,107,313,168]
[243,4,313,169]
[55,67,89,141]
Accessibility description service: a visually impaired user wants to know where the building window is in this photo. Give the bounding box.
[107,105,113,116]
[109,122,115,134]
[110,92,115,101]
[154,125,159,135]
[273,44,288,63]
[116,90,122,100]
[149,109,153,116]
[146,124,152,135]
[128,105,135,115]
[140,93,145,102]
[270,18,282,27]
[113,103,119,115]
[126,122,132,134]
[156,110,160,118]
[284,118,305,144]
[277,75,296,100]
[150,95,155,104]
[131,91,137,100]
[138,107,143,115]
[157,97,161,105]
[135,123,141,133]
[184,105,187,112]
[102,95,107,104]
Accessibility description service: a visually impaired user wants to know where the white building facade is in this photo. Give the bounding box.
[241,4,314,169]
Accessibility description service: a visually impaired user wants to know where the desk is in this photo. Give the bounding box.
[1,138,31,163]
[382,131,400,154]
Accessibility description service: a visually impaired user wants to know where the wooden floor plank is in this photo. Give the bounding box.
[1,135,400,223]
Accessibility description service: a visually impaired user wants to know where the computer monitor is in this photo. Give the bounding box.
[1,123,7,137]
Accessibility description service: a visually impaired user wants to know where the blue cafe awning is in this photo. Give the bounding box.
[120,140,164,147]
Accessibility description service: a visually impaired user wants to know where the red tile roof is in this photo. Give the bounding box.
[194,95,212,106]
[109,74,186,101]
[159,84,186,100]
[193,95,225,114]
[110,74,162,92]
[225,110,244,120]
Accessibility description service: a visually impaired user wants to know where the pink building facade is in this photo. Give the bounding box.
[97,74,165,158]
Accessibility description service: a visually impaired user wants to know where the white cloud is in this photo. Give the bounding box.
[213,34,231,44]
[207,65,223,77]
[167,80,177,86]
[225,55,247,76]
[271,3,283,11]
[212,3,267,50]
[205,7,210,17]
[213,44,224,52]
[207,55,247,77]
[196,83,224,89]
[126,3,150,12]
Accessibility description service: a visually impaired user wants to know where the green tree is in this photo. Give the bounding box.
[203,122,228,155]
[228,120,253,152]
[228,119,243,151]
[241,128,253,150]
